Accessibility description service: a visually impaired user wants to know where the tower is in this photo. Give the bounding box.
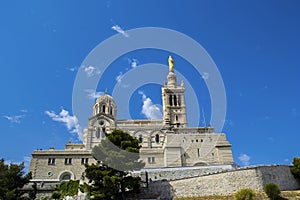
[83,94,117,150]
[162,56,187,128]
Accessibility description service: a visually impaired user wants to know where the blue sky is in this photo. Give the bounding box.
[1,1,300,170]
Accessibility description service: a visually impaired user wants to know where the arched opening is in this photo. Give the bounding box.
[194,162,208,166]
[174,95,177,106]
[59,172,72,181]
[155,134,160,143]
[95,104,99,115]
[169,95,173,106]
[109,106,113,115]
[96,128,100,138]
[139,135,143,143]
[178,95,181,106]
[102,105,106,113]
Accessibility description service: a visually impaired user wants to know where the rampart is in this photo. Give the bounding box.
[142,165,300,199]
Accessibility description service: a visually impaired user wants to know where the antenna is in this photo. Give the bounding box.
[202,108,206,127]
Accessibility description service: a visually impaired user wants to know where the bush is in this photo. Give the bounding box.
[51,191,61,200]
[234,188,255,200]
[264,183,280,200]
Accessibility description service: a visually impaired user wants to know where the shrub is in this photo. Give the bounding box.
[264,183,281,200]
[234,188,255,200]
[51,191,61,200]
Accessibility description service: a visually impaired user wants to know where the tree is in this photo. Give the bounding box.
[0,158,31,200]
[54,180,79,199]
[83,130,144,200]
[291,157,300,178]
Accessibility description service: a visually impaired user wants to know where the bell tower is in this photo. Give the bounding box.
[162,56,187,128]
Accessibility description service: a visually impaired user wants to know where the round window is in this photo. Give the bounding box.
[47,171,53,177]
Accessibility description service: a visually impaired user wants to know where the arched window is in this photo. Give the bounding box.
[109,106,113,115]
[139,135,143,143]
[60,172,71,181]
[95,105,99,115]
[174,95,177,106]
[178,95,181,106]
[96,128,100,138]
[175,115,178,121]
[155,134,160,143]
[169,95,173,106]
[61,174,70,181]
[102,105,106,113]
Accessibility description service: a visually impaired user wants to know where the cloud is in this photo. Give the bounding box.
[66,67,78,72]
[82,65,100,77]
[128,58,138,68]
[3,115,24,124]
[45,109,83,140]
[84,89,104,100]
[238,153,250,166]
[112,25,129,37]
[116,72,124,84]
[139,91,163,120]
[202,72,209,80]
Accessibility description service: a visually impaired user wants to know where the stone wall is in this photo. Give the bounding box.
[144,165,300,198]
[138,164,235,181]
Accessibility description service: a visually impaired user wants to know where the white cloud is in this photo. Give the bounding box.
[3,115,24,124]
[82,65,100,77]
[139,91,163,120]
[238,153,250,166]
[84,89,104,100]
[116,72,123,84]
[111,25,129,37]
[66,67,78,72]
[129,58,138,68]
[202,72,209,80]
[45,109,83,141]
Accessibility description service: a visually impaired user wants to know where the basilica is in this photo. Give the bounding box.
[29,56,233,184]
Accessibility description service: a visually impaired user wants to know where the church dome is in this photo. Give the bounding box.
[96,94,115,104]
[93,94,117,118]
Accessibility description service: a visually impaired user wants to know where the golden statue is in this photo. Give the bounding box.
[168,55,174,72]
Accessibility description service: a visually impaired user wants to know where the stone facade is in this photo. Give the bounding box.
[28,57,234,190]
[81,56,233,169]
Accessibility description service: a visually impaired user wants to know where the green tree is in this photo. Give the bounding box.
[54,180,79,199]
[264,183,281,200]
[291,157,300,178]
[83,130,144,200]
[0,158,32,200]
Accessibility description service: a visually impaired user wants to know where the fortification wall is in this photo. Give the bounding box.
[145,165,300,198]
[137,164,235,181]
[170,165,299,197]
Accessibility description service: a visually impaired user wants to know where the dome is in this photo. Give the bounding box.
[96,94,115,104]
